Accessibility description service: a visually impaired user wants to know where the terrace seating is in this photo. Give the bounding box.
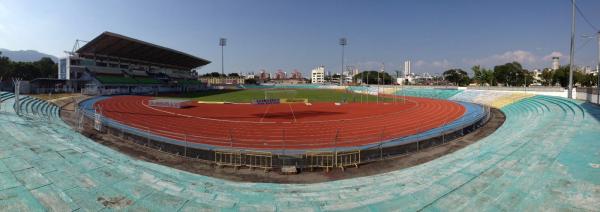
[134,77,161,84]
[86,66,124,75]
[15,96,60,120]
[178,79,203,85]
[95,75,140,85]
[0,90,598,210]
[397,88,463,99]
[448,90,533,108]
[126,69,149,77]
[0,92,14,102]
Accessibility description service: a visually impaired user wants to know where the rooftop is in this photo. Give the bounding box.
[76,31,211,70]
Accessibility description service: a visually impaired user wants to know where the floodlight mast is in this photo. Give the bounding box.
[219,38,227,80]
[597,31,600,103]
[581,31,600,103]
[339,38,347,86]
[567,0,576,99]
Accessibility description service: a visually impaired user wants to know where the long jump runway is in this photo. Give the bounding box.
[94,96,465,150]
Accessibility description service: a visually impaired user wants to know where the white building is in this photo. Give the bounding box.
[583,66,593,74]
[532,69,542,82]
[404,60,412,77]
[398,60,414,85]
[311,66,325,84]
[552,57,560,70]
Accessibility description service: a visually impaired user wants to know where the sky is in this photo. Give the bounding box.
[0,0,599,76]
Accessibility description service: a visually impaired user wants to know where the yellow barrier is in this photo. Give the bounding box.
[305,150,361,171]
[215,150,273,172]
[305,152,335,172]
[215,151,242,168]
[336,150,361,171]
[243,151,273,172]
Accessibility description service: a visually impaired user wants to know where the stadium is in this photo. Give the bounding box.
[0,31,598,211]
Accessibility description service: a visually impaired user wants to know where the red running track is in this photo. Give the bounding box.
[95,96,465,150]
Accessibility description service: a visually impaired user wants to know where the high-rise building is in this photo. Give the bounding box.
[404,60,411,77]
[552,57,560,70]
[275,69,286,80]
[311,66,325,84]
[291,70,302,79]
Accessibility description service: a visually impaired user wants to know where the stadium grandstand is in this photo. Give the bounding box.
[58,31,210,95]
[0,87,598,210]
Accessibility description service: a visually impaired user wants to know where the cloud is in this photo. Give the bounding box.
[431,59,451,69]
[413,60,426,67]
[542,51,563,61]
[464,50,537,66]
[463,50,566,69]
[0,2,6,33]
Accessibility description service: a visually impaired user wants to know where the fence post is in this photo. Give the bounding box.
[334,128,339,167]
[182,134,187,157]
[282,128,286,166]
[379,127,385,160]
[121,125,125,139]
[442,118,448,144]
[376,86,379,104]
[416,128,420,151]
[282,128,286,156]
[143,126,148,146]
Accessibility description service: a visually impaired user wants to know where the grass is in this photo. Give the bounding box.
[161,89,396,103]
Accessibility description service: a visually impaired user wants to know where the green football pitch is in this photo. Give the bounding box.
[163,89,396,103]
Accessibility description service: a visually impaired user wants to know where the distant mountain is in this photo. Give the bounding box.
[0,48,58,63]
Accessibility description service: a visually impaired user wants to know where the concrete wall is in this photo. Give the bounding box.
[577,92,599,104]
[465,87,570,98]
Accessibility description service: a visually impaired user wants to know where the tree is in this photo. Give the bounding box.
[552,66,570,87]
[34,57,57,78]
[244,78,257,84]
[482,69,496,86]
[493,62,532,86]
[202,72,224,77]
[472,65,484,86]
[353,71,394,84]
[443,69,470,86]
[471,65,495,86]
[540,69,554,86]
[0,51,13,80]
[228,73,239,77]
[579,73,597,87]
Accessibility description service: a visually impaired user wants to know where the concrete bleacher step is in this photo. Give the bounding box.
[0,90,597,210]
[1,93,61,120]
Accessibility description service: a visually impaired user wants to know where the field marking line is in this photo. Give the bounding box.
[141,99,280,124]
[260,104,271,122]
[137,96,458,125]
[288,103,297,123]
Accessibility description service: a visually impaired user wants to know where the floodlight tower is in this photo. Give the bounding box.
[597,31,600,103]
[581,31,600,102]
[339,38,347,86]
[219,38,227,78]
[567,0,576,99]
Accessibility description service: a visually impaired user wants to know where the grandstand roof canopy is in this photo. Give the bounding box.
[76,31,211,70]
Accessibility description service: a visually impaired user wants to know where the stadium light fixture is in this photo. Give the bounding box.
[339,38,347,86]
[219,38,227,79]
[582,32,600,103]
[567,0,576,99]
